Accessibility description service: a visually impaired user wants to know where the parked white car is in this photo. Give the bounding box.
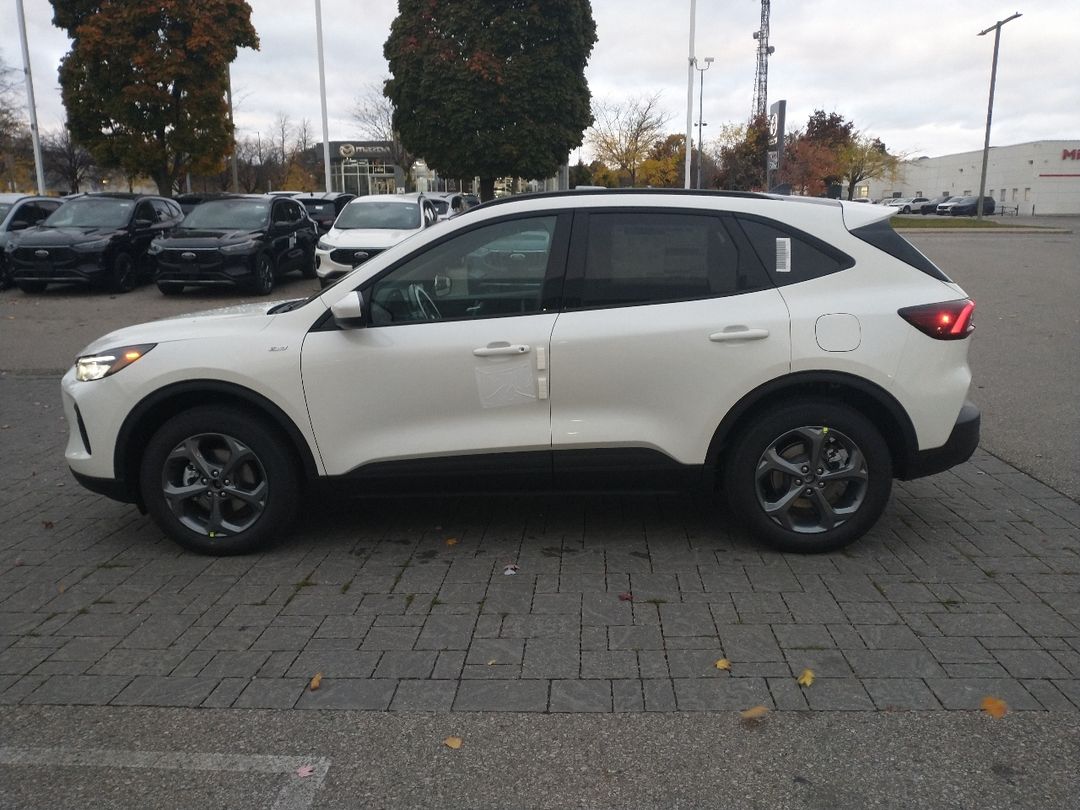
[313,193,439,286]
[62,190,979,555]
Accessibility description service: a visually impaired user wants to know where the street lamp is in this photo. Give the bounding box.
[975,11,1021,220]
[694,57,714,189]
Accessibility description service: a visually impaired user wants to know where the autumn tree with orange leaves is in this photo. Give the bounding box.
[384,0,596,201]
[52,1,259,195]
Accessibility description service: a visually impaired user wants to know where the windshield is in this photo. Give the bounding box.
[45,198,134,228]
[335,201,419,230]
[181,199,270,230]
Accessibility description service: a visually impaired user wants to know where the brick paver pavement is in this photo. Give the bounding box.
[2,375,1078,712]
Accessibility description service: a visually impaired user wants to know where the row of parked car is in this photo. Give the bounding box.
[856,195,997,216]
[0,189,479,296]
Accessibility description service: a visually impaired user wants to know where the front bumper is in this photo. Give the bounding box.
[901,401,980,480]
[156,251,253,288]
[11,250,108,285]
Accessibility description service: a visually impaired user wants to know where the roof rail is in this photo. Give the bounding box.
[475,187,772,210]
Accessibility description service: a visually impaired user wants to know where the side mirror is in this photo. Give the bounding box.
[330,290,365,328]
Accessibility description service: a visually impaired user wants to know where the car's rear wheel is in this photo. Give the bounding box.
[140,406,298,555]
[252,253,274,295]
[110,252,137,293]
[723,400,892,553]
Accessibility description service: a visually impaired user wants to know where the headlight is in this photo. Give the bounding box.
[72,238,112,252]
[220,240,258,255]
[317,239,333,251]
[75,344,156,382]
[148,239,165,255]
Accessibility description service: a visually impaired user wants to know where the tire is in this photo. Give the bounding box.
[157,283,184,296]
[252,253,274,295]
[16,280,47,294]
[110,252,137,293]
[902,206,911,214]
[139,406,299,555]
[300,245,317,279]
[722,399,892,553]
[0,260,12,290]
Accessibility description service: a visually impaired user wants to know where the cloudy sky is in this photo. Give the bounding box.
[3,1,1078,161]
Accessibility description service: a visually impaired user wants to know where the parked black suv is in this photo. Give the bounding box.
[293,192,355,234]
[151,195,318,295]
[6,193,183,293]
[0,194,63,289]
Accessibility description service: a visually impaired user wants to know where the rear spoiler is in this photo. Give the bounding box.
[840,201,897,231]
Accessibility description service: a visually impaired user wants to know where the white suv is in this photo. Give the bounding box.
[62,191,979,555]
[313,193,438,287]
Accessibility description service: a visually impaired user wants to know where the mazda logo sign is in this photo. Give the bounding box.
[35,249,48,259]
[181,252,196,261]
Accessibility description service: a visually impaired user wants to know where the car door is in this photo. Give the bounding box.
[548,209,792,476]
[301,213,569,479]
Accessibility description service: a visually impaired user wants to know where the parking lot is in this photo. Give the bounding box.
[1,220,1078,806]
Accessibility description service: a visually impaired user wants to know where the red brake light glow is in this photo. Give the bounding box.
[898,299,975,340]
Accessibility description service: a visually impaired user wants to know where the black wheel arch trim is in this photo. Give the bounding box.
[112,380,320,503]
[704,371,921,484]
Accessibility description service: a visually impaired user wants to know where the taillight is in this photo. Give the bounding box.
[898,298,975,340]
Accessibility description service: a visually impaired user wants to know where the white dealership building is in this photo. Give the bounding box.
[864,140,1080,215]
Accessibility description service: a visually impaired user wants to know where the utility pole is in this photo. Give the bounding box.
[315,0,333,193]
[975,12,1021,220]
[695,57,713,189]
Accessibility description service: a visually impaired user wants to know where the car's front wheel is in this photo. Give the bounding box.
[252,253,274,295]
[723,400,892,553]
[140,406,299,555]
[110,252,138,293]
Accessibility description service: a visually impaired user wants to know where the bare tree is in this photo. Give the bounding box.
[586,93,671,186]
[352,81,416,190]
[42,126,96,193]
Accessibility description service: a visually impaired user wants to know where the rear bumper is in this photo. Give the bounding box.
[901,401,980,480]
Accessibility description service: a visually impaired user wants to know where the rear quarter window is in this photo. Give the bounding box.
[849,219,951,282]
[735,215,854,286]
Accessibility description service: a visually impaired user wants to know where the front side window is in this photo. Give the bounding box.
[574,212,743,308]
[369,216,557,326]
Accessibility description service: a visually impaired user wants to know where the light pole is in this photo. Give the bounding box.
[684,0,697,189]
[15,0,45,194]
[694,57,714,189]
[976,11,1021,220]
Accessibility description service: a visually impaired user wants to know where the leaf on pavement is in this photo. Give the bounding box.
[714,658,731,671]
[42,521,54,529]
[797,668,815,687]
[443,736,463,750]
[739,705,769,721]
[981,696,1008,719]
[445,537,459,546]
[296,765,315,778]
[309,672,323,691]
[618,592,634,602]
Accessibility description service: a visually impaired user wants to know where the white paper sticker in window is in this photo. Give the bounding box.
[475,360,537,408]
[776,237,791,273]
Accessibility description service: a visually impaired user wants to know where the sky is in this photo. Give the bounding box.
[3,1,1078,162]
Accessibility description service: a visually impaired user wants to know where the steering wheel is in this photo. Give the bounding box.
[408,283,442,321]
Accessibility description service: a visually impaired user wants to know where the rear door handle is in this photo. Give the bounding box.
[473,343,531,357]
[709,328,770,342]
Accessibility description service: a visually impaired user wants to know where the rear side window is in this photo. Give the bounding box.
[850,219,951,282]
[571,212,762,309]
[736,216,854,285]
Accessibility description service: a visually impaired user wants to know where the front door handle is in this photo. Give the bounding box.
[473,343,531,357]
[709,328,770,342]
